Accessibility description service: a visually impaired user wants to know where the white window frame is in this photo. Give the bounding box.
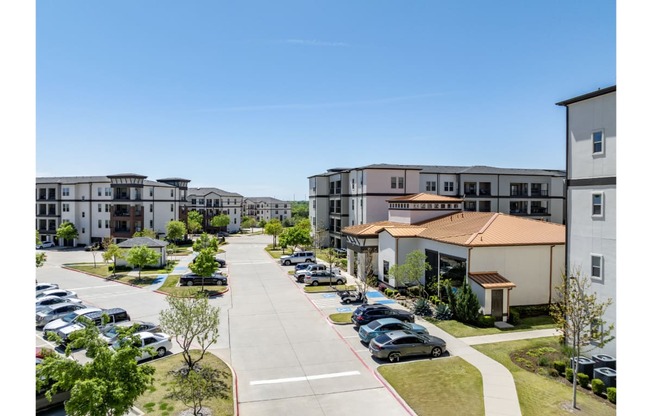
[590,254,603,281]
[62,203,69,212]
[592,192,604,218]
[444,181,454,192]
[62,188,70,196]
[592,130,604,155]
[391,177,397,189]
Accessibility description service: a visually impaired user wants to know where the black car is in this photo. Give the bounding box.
[190,256,226,268]
[351,304,415,327]
[179,272,228,286]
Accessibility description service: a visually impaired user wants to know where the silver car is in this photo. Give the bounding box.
[36,289,78,301]
[368,330,447,363]
[36,303,87,328]
[99,321,160,345]
[36,295,83,312]
[36,283,59,296]
[42,307,102,335]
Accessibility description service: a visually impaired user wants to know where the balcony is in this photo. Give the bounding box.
[114,194,130,201]
[113,210,130,217]
[510,191,528,197]
[531,190,549,197]
[530,207,549,215]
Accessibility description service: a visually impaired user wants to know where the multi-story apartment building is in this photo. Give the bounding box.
[36,174,190,246]
[309,164,566,249]
[556,85,616,357]
[243,197,292,223]
[184,187,243,233]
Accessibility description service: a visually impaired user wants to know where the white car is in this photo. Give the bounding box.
[42,308,102,335]
[36,241,56,249]
[36,295,83,312]
[36,303,87,328]
[36,289,78,301]
[303,271,346,286]
[112,331,172,362]
[36,283,59,295]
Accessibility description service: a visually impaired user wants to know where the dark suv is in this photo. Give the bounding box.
[351,304,415,327]
[179,272,228,286]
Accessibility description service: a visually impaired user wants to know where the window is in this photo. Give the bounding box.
[105,220,109,228]
[426,181,436,192]
[444,182,454,192]
[98,204,102,212]
[170,189,173,197]
[391,177,397,189]
[398,177,404,189]
[171,204,174,212]
[98,220,102,228]
[592,192,604,217]
[82,211,85,218]
[105,204,110,212]
[150,220,153,227]
[150,204,153,213]
[592,130,604,154]
[81,228,85,234]
[150,188,154,197]
[105,187,111,196]
[97,188,102,196]
[62,204,69,212]
[591,254,603,280]
[62,188,69,196]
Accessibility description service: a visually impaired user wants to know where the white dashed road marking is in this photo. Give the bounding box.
[250,371,361,385]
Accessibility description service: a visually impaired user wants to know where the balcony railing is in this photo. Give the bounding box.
[510,191,528,197]
[531,190,549,197]
[530,208,549,215]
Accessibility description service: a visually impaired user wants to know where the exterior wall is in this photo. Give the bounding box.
[470,245,565,306]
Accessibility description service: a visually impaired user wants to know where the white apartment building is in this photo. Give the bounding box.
[309,164,566,249]
[557,85,616,357]
[36,174,190,246]
[244,197,292,223]
[185,187,243,234]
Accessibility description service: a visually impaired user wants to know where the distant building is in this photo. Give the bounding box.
[244,197,292,223]
[185,187,244,233]
[309,164,566,249]
[556,85,616,357]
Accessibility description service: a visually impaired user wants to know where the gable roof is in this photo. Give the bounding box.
[116,237,168,248]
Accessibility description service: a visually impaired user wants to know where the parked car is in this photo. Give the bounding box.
[294,262,313,273]
[280,251,315,266]
[36,303,88,328]
[358,318,429,344]
[189,256,226,268]
[368,330,447,362]
[36,283,59,295]
[303,271,345,286]
[36,289,78,301]
[36,295,83,312]
[351,304,415,327]
[42,307,102,335]
[294,263,339,282]
[179,272,228,286]
[36,358,71,412]
[99,321,160,345]
[84,242,102,251]
[217,231,230,238]
[334,248,347,257]
[55,308,132,344]
[36,241,56,249]
[112,331,172,362]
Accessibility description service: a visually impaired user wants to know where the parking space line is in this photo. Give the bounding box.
[250,370,360,385]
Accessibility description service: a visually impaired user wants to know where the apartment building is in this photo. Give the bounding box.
[556,85,616,357]
[35,174,190,246]
[185,187,243,233]
[309,164,566,249]
[244,197,292,223]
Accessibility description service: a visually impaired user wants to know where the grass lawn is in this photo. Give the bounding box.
[134,350,233,416]
[303,284,357,293]
[426,315,556,338]
[66,262,179,287]
[378,357,484,416]
[328,312,352,324]
[265,246,290,259]
[156,275,229,297]
[474,337,616,416]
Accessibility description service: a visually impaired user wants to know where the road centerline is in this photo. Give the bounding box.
[250,370,361,385]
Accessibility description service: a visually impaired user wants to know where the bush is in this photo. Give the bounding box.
[477,315,495,328]
[412,298,433,316]
[565,368,574,382]
[378,283,388,292]
[510,304,550,318]
[553,360,566,374]
[537,356,550,367]
[607,387,616,404]
[508,308,520,325]
[385,289,398,298]
[407,286,421,298]
[592,378,606,395]
[577,373,590,388]
[429,295,441,305]
[548,368,559,377]
[434,303,453,320]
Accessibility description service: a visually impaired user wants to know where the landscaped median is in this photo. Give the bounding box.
[63,262,178,287]
[156,275,229,297]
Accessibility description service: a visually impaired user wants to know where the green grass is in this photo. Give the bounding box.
[474,337,616,416]
[378,357,484,416]
[426,315,556,338]
[265,245,290,259]
[65,262,180,287]
[303,284,356,293]
[133,350,233,416]
[328,312,352,324]
[156,275,229,297]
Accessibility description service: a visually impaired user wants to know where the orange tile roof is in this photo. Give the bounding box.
[468,272,516,289]
[387,193,463,203]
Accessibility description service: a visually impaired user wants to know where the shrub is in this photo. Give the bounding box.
[548,368,559,377]
[477,315,495,328]
[455,281,480,324]
[577,373,590,388]
[429,295,441,305]
[607,387,616,404]
[537,356,550,367]
[385,289,398,298]
[592,378,606,395]
[510,304,550,318]
[407,286,421,298]
[412,298,433,316]
[508,308,520,325]
[553,360,566,374]
[565,368,574,382]
[434,303,453,320]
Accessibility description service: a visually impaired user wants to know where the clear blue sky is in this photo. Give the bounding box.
[33,0,615,201]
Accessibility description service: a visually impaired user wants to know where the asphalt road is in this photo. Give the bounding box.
[34,235,414,415]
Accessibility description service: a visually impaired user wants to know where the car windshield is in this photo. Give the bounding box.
[367,320,383,330]
[62,312,78,322]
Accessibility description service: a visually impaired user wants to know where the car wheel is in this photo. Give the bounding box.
[388,352,401,363]
[344,299,351,304]
[156,347,166,358]
[186,281,193,286]
[311,281,319,286]
[306,259,313,263]
[431,347,443,358]
[284,260,291,266]
[336,279,343,285]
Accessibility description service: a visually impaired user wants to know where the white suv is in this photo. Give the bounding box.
[303,271,345,286]
[280,251,316,266]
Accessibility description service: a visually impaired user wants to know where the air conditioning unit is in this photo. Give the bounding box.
[593,367,616,388]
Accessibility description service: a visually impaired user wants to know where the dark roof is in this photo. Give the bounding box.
[187,187,242,198]
[309,164,566,177]
[244,197,291,204]
[468,272,516,289]
[555,85,616,106]
[116,237,168,248]
[35,176,181,187]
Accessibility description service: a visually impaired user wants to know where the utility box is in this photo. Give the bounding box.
[570,356,596,376]
[592,354,616,370]
[593,367,617,388]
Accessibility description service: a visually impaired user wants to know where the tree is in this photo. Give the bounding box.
[283,225,312,251]
[166,243,177,265]
[241,216,255,233]
[37,320,155,416]
[388,250,431,297]
[291,201,309,220]
[88,244,101,268]
[159,294,221,370]
[355,248,377,298]
[101,236,114,249]
[166,220,187,242]
[188,249,218,291]
[209,214,230,231]
[455,281,480,324]
[103,244,125,277]
[56,222,78,245]
[126,245,160,280]
[133,228,156,238]
[264,219,283,248]
[187,210,204,234]
[36,252,47,268]
[192,233,218,254]
[550,269,614,409]
[278,232,288,254]
[167,365,229,416]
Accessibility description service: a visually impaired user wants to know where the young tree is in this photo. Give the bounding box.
[264,219,283,248]
[192,233,218,254]
[37,321,155,416]
[166,220,187,242]
[103,244,125,277]
[132,228,157,238]
[455,281,481,324]
[36,252,47,268]
[355,247,377,298]
[167,365,229,416]
[291,201,309,220]
[188,249,218,291]
[550,269,615,409]
[388,250,431,297]
[101,236,114,249]
[278,231,288,254]
[284,225,313,251]
[56,222,79,246]
[209,214,230,231]
[159,294,221,370]
[88,244,101,268]
[126,245,160,280]
[187,211,204,234]
[165,243,178,265]
[241,216,255,233]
